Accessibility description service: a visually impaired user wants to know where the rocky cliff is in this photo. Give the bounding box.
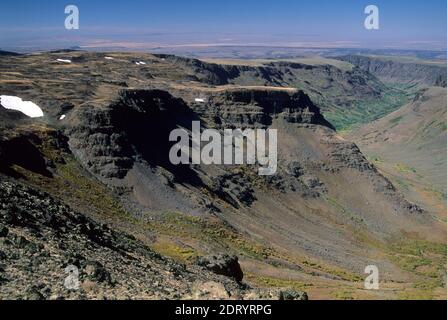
[1,51,445,300]
[337,55,447,87]
[157,54,386,111]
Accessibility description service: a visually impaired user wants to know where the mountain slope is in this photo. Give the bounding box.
[347,87,447,218]
[2,51,447,299]
[338,55,447,88]
[157,54,387,112]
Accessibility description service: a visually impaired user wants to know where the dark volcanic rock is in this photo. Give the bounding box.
[212,173,256,208]
[0,135,52,177]
[279,289,308,301]
[24,286,45,300]
[194,88,334,129]
[0,225,8,237]
[83,261,113,284]
[155,54,386,112]
[0,50,20,56]
[0,180,282,300]
[67,89,197,181]
[338,55,447,87]
[154,54,272,86]
[197,254,244,282]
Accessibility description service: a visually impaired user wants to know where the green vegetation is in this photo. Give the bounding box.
[394,178,411,191]
[388,239,447,293]
[391,242,447,268]
[325,84,413,131]
[389,116,403,125]
[367,155,385,165]
[332,289,354,300]
[389,116,403,128]
[421,186,447,202]
[301,259,362,282]
[144,211,276,261]
[152,241,199,263]
[395,163,417,174]
[245,273,313,291]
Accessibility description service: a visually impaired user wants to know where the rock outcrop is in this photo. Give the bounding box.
[0,180,286,300]
[192,88,334,129]
[337,55,447,87]
[67,89,196,181]
[197,254,244,283]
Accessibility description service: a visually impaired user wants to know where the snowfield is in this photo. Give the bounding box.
[0,95,44,118]
[56,59,72,63]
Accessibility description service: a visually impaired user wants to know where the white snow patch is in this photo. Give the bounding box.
[59,114,66,120]
[105,56,114,60]
[0,95,44,118]
[56,59,72,63]
[195,98,206,103]
[135,61,147,65]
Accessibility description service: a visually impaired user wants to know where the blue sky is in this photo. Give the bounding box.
[1,0,447,50]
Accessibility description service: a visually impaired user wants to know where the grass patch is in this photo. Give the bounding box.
[423,186,447,202]
[245,273,313,291]
[152,241,199,263]
[397,290,435,300]
[144,212,276,260]
[389,116,403,125]
[395,163,417,174]
[325,84,413,131]
[439,123,447,131]
[367,155,385,164]
[388,239,447,281]
[332,289,354,300]
[394,178,411,191]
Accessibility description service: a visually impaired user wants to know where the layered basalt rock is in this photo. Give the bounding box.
[154,54,279,86]
[156,54,386,111]
[67,87,333,183]
[338,55,447,87]
[66,89,197,181]
[191,88,334,129]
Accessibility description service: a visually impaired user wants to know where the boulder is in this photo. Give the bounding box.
[0,225,8,238]
[278,289,308,301]
[197,254,244,282]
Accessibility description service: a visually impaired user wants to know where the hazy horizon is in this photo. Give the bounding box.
[1,0,447,52]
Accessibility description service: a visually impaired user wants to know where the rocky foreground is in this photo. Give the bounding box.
[1,51,447,300]
[0,180,308,300]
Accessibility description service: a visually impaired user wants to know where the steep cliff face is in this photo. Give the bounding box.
[156,54,386,111]
[66,87,334,184]
[67,89,196,181]
[2,51,446,300]
[190,88,334,129]
[155,54,278,86]
[337,55,447,87]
